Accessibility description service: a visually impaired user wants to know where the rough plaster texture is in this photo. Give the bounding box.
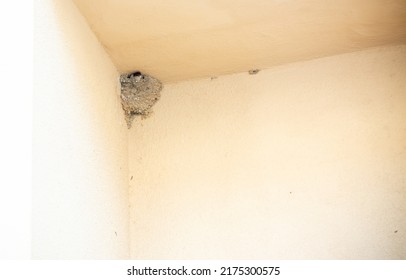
[33,0,129,259]
[129,45,406,259]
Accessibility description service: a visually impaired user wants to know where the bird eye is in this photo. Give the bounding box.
[127,71,142,79]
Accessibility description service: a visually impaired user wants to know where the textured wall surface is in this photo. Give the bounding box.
[129,45,406,259]
[33,0,129,259]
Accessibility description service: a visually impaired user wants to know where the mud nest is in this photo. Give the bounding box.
[120,71,163,128]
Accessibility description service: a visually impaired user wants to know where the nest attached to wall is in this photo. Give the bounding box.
[120,72,163,128]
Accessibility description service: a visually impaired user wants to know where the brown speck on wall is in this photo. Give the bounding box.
[248,69,260,75]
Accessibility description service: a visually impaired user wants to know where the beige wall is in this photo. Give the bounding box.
[33,0,129,259]
[73,0,406,83]
[129,45,406,259]
[33,0,405,259]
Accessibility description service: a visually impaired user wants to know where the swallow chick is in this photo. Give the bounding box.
[127,71,144,82]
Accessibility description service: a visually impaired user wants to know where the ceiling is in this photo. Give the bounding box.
[73,0,406,83]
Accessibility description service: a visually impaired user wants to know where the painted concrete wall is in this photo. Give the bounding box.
[73,0,406,83]
[129,45,406,259]
[33,0,129,259]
